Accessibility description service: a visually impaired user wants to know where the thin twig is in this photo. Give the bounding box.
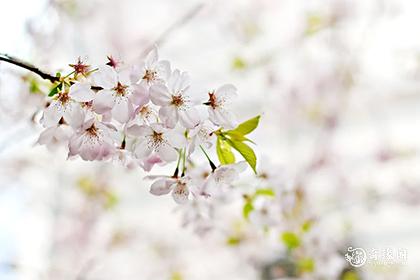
[0,53,59,83]
[140,3,205,58]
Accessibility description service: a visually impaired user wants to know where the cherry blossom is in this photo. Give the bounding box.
[205,84,238,129]
[148,176,193,204]
[89,65,149,123]
[200,162,247,197]
[127,123,185,162]
[187,120,216,154]
[41,89,80,127]
[130,47,171,85]
[150,69,200,129]
[37,124,72,149]
[68,118,117,161]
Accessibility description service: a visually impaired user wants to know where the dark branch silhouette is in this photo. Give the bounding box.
[0,53,59,83]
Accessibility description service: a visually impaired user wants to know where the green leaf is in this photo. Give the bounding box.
[226,139,257,173]
[216,137,235,165]
[243,201,254,220]
[229,115,260,136]
[48,83,62,97]
[255,188,275,197]
[281,231,300,250]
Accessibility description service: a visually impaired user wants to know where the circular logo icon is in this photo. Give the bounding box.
[345,247,367,267]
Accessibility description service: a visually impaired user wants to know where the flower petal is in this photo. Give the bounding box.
[157,60,171,81]
[145,47,158,67]
[208,108,237,129]
[126,124,153,136]
[178,108,200,128]
[150,178,173,196]
[166,130,186,148]
[93,90,114,113]
[92,66,118,89]
[159,106,178,129]
[112,98,133,123]
[215,84,237,101]
[172,183,189,204]
[130,84,150,106]
[157,144,178,162]
[69,83,95,102]
[40,101,64,127]
[150,84,172,106]
[133,139,153,159]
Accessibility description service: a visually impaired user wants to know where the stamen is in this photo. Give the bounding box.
[57,91,70,105]
[143,69,157,82]
[171,94,185,107]
[147,130,167,150]
[69,57,90,76]
[86,123,98,137]
[113,82,128,96]
[207,91,218,109]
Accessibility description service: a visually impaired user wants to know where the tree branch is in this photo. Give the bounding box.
[0,53,59,83]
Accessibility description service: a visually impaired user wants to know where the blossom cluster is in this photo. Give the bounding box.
[37,47,258,203]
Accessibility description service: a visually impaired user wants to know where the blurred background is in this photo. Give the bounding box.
[1,0,420,279]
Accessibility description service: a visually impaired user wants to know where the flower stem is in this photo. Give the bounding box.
[199,145,217,172]
[173,149,183,177]
[181,148,187,176]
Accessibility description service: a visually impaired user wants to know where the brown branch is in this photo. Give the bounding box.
[0,53,59,83]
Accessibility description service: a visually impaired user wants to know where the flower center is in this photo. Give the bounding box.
[207,91,218,109]
[106,55,119,69]
[86,123,98,137]
[152,131,165,147]
[143,69,157,82]
[113,82,128,96]
[139,105,152,119]
[57,91,70,105]
[174,181,188,195]
[171,94,185,107]
[69,58,90,76]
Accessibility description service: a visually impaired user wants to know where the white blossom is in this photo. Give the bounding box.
[150,69,200,129]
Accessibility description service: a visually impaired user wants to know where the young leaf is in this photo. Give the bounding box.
[229,115,260,136]
[216,137,235,165]
[226,139,257,173]
[225,130,255,144]
[48,83,62,97]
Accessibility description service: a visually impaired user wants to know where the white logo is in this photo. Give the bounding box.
[345,247,367,267]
